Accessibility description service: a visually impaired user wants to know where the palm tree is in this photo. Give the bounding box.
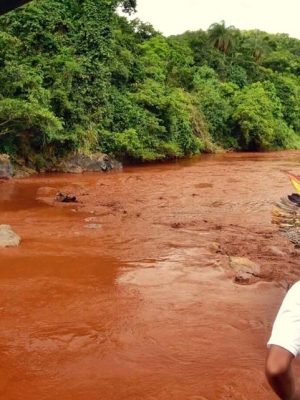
[208,21,236,55]
[246,32,266,64]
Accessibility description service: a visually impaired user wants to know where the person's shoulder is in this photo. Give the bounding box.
[288,280,300,295]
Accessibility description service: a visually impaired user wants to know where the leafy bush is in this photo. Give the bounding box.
[231,82,299,150]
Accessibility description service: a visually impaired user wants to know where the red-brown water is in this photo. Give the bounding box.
[1,151,300,400]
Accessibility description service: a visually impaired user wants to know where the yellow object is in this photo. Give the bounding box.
[289,174,300,195]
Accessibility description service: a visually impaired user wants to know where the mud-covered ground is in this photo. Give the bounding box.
[1,151,300,400]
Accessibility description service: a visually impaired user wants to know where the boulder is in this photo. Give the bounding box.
[229,256,261,285]
[60,152,122,173]
[0,225,21,247]
[0,154,13,179]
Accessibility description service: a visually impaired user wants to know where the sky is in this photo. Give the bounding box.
[128,0,300,38]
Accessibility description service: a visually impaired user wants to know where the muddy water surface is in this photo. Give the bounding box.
[1,152,300,399]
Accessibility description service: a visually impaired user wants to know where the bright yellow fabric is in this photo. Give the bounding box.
[289,174,300,195]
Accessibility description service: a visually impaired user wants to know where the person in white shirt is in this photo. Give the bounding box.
[266,281,300,399]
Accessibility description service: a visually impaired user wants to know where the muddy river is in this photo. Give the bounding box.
[1,152,300,400]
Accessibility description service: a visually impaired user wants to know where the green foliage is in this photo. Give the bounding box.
[0,98,61,137]
[99,129,151,160]
[208,21,238,55]
[192,66,234,144]
[231,82,298,150]
[166,36,194,89]
[0,3,300,163]
[226,65,248,88]
[269,73,300,132]
[262,50,300,73]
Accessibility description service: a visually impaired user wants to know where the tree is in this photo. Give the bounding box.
[243,31,267,64]
[192,66,234,144]
[270,73,300,133]
[1,4,300,163]
[208,20,236,54]
[232,82,298,150]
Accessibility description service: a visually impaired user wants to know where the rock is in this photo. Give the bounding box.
[234,271,254,285]
[0,225,21,247]
[13,166,36,178]
[0,154,13,179]
[229,256,261,285]
[55,192,77,203]
[63,165,83,174]
[60,152,122,174]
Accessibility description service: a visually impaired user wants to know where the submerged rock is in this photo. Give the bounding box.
[55,192,77,203]
[229,256,261,285]
[0,225,21,247]
[0,154,13,179]
[60,152,122,174]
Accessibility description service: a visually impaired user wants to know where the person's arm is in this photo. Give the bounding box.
[266,345,300,400]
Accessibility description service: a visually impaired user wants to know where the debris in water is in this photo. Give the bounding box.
[272,172,300,247]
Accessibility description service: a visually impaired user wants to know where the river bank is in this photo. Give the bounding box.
[0,152,122,179]
[1,151,300,399]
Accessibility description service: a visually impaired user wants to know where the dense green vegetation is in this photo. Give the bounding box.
[1,1,300,166]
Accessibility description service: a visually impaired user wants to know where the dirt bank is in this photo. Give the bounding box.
[1,151,300,399]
